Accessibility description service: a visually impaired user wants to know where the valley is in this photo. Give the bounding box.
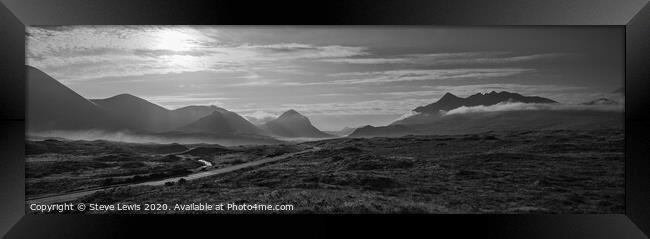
[24,64,625,214]
[26,139,306,200]
[27,129,624,214]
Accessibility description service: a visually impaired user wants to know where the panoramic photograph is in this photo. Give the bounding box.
[25,26,624,214]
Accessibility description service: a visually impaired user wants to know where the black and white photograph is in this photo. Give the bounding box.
[25,26,624,214]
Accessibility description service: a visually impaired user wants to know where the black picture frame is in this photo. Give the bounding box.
[1,0,649,238]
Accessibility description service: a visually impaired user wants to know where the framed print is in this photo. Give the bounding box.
[0,0,649,238]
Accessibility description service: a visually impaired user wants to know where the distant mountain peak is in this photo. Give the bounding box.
[582,98,618,105]
[472,91,497,96]
[283,109,300,115]
[278,109,305,119]
[183,105,219,109]
[173,105,226,113]
[97,93,154,105]
[473,91,519,97]
[440,92,460,100]
[178,108,262,135]
[261,109,332,138]
[413,90,556,114]
[113,93,137,98]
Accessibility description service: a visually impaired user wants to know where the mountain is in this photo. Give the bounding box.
[260,110,333,138]
[26,66,121,131]
[177,110,263,135]
[393,91,558,126]
[325,126,357,137]
[413,91,557,114]
[26,66,280,145]
[92,96,236,133]
[582,98,618,105]
[91,94,175,132]
[348,125,416,138]
[172,105,226,119]
[170,105,227,127]
[349,110,622,138]
[349,91,620,138]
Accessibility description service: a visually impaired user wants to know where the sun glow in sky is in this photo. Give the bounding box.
[154,29,200,51]
[27,26,623,131]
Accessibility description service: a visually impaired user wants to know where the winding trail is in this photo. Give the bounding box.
[27,146,320,205]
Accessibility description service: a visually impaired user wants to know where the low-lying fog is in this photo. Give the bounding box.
[27,130,278,146]
[444,102,623,115]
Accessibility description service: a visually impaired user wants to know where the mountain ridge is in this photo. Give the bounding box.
[27,65,123,131]
[26,66,276,145]
[582,98,618,105]
[350,91,620,138]
[261,109,333,138]
[91,94,174,132]
[414,91,557,114]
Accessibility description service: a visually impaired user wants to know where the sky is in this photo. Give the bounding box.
[27,26,623,131]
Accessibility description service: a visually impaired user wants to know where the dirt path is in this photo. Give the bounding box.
[27,147,319,205]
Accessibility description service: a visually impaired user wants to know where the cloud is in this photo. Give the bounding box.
[27,26,219,56]
[241,43,367,58]
[290,68,534,85]
[320,57,412,64]
[27,26,368,81]
[423,83,595,104]
[28,26,563,86]
[394,110,421,121]
[282,68,532,86]
[320,52,571,65]
[277,98,434,116]
[317,93,348,97]
[444,102,622,116]
[226,98,434,117]
[429,83,585,94]
[242,111,280,125]
[364,90,440,99]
